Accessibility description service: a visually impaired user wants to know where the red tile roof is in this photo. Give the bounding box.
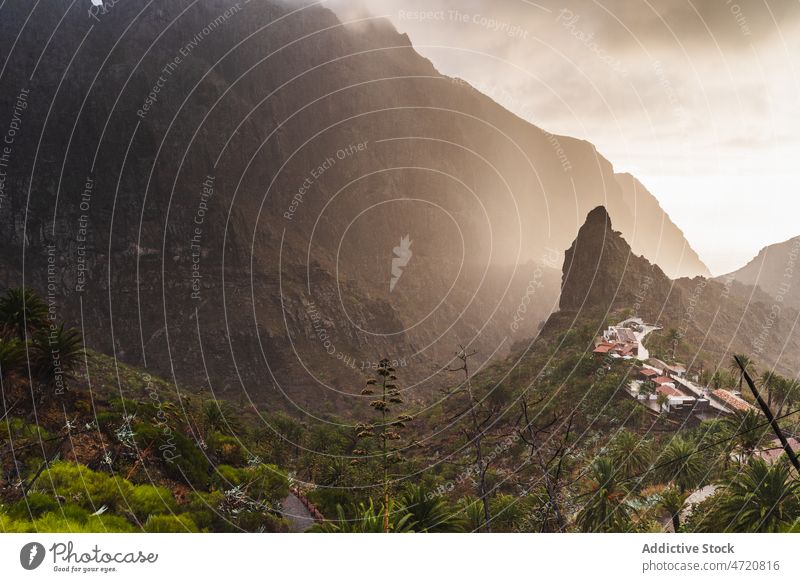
[712,389,756,412]
[653,376,674,385]
[639,368,658,377]
[657,385,687,398]
[758,439,800,463]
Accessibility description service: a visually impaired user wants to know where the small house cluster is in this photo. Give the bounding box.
[632,357,753,420]
[593,320,651,360]
[594,317,758,421]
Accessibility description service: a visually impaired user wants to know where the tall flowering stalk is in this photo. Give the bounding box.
[355,358,412,533]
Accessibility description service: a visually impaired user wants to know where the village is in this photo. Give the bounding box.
[593,317,757,423]
[593,317,800,530]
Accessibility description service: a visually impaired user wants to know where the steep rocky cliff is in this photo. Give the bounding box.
[0,0,705,410]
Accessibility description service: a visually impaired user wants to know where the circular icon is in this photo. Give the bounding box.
[20,542,46,570]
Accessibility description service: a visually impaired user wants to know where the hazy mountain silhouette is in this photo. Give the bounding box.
[720,236,800,310]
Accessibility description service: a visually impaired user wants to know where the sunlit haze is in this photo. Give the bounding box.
[328,0,800,275]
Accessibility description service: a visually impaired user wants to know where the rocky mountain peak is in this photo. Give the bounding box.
[584,205,614,230]
[559,206,669,314]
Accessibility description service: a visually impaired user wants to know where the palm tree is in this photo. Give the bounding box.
[576,457,633,532]
[657,486,687,532]
[201,400,242,436]
[759,371,780,409]
[723,409,767,461]
[0,338,25,383]
[0,288,48,340]
[657,437,705,493]
[710,459,800,532]
[30,324,84,397]
[784,378,800,415]
[656,392,669,413]
[729,354,755,393]
[608,430,651,480]
[772,377,799,416]
[399,485,464,532]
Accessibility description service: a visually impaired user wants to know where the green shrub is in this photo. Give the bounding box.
[211,464,247,490]
[143,514,198,533]
[184,491,224,531]
[23,510,134,533]
[247,464,289,506]
[489,494,525,532]
[61,503,91,523]
[95,411,122,430]
[159,430,210,488]
[207,432,246,465]
[39,461,134,511]
[0,512,27,532]
[129,484,177,521]
[236,511,289,533]
[6,492,58,520]
[210,464,288,506]
[86,514,136,532]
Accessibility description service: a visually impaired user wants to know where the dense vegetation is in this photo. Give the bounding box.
[2,289,799,532]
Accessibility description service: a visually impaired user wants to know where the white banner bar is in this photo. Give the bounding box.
[1,533,798,581]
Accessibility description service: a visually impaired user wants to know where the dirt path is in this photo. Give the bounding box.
[281,493,316,532]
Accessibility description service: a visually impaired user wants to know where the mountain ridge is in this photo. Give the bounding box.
[0,0,707,410]
[720,235,800,310]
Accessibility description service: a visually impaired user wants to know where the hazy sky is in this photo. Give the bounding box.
[326,0,800,275]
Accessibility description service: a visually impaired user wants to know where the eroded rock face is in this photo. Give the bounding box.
[0,1,705,411]
[560,206,669,315]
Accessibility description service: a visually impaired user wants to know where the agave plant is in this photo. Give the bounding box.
[310,500,414,533]
[355,358,412,532]
[30,324,84,397]
[399,484,464,532]
[0,288,48,341]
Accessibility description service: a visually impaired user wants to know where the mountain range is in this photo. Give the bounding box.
[0,0,722,412]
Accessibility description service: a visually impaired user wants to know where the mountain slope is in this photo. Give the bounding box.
[0,0,705,410]
[720,236,800,310]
